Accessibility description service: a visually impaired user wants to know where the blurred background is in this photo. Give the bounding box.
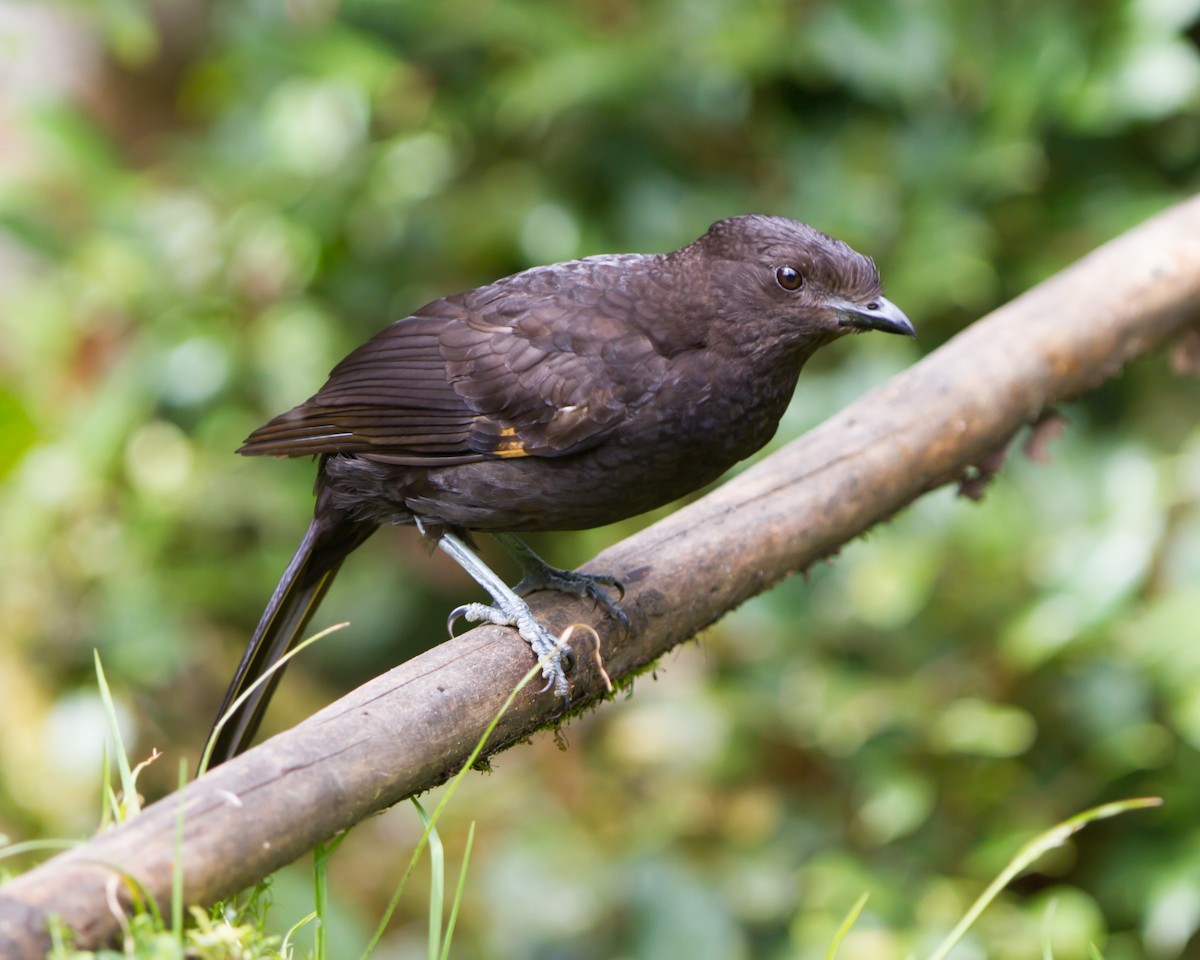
[1,0,1199,957]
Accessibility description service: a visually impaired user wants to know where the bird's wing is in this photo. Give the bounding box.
[238,285,662,465]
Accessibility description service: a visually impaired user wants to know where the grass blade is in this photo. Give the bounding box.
[925,797,1162,960]
[94,650,137,818]
[198,622,349,776]
[358,630,572,959]
[825,892,869,960]
[413,800,445,960]
[173,759,187,948]
[0,838,79,861]
[439,822,476,960]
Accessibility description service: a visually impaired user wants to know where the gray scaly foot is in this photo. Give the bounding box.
[495,533,630,631]
[435,530,571,696]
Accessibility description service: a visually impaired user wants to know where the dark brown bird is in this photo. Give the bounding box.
[205,215,913,765]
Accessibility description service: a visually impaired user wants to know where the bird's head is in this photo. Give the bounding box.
[692,215,914,350]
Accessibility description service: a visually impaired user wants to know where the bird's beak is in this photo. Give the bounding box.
[836,296,915,338]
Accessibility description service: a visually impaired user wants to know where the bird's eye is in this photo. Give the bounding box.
[775,265,804,291]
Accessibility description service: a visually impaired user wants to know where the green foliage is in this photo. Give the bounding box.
[1,0,1199,957]
[46,900,286,960]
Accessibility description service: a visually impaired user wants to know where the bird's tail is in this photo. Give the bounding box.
[204,496,375,769]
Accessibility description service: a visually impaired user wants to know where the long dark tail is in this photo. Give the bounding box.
[204,495,375,768]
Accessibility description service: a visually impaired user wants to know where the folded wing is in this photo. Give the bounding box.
[238,281,664,465]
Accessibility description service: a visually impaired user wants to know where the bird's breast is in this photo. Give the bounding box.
[412,353,801,531]
[323,349,805,533]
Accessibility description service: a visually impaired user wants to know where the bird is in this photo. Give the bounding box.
[204,214,914,766]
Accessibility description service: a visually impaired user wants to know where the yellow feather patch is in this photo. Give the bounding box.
[493,424,529,457]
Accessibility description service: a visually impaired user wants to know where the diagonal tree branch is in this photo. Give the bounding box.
[2,195,1200,957]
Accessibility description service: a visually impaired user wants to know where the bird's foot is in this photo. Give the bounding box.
[513,565,630,631]
[493,533,629,630]
[448,598,571,697]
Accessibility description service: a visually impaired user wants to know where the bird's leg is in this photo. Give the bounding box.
[494,533,629,631]
[435,530,570,697]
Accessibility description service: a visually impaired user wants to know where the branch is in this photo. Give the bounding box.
[3,196,1200,956]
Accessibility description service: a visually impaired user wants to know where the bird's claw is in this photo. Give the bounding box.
[513,568,630,632]
[447,602,513,637]
[447,598,571,698]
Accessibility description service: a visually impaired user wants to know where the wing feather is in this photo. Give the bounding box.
[239,261,668,464]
